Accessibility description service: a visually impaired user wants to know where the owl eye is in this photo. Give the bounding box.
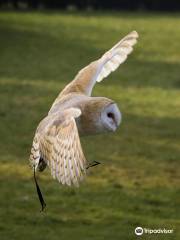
[107,112,115,120]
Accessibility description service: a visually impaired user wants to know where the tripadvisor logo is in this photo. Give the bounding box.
[135,226,173,236]
[135,227,143,236]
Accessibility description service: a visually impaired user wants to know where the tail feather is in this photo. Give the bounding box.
[29,135,41,171]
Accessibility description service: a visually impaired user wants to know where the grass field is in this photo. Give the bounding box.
[0,11,180,240]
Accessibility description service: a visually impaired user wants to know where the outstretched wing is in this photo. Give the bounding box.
[30,108,87,187]
[60,31,138,97]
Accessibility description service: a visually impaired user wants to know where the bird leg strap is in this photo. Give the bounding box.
[86,161,101,169]
[33,166,46,212]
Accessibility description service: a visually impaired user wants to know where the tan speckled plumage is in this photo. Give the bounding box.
[30,31,139,186]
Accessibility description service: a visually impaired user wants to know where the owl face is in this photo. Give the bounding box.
[101,102,121,132]
[77,97,121,135]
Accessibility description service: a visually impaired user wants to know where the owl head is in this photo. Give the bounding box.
[77,97,121,135]
[101,100,121,132]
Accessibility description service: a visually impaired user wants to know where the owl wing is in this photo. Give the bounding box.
[60,31,138,97]
[30,108,87,187]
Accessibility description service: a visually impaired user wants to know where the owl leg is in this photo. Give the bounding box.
[86,161,101,169]
[33,165,46,212]
[38,157,47,172]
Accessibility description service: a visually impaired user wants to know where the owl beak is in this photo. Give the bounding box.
[115,113,121,127]
[114,119,119,128]
[110,103,121,127]
[105,103,121,132]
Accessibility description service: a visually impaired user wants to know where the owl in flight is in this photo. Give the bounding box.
[30,31,138,188]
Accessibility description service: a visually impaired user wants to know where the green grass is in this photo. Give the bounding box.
[0,11,180,240]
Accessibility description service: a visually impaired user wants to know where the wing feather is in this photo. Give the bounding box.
[38,108,86,186]
[58,31,138,98]
[95,31,138,83]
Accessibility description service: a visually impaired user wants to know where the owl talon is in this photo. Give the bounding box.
[86,161,101,169]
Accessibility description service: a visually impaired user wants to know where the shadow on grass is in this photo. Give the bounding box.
[0,20,99,83]
[0,19,180,90]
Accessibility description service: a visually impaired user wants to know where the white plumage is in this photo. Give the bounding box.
[96,31,138,82]
[30,31,139,187]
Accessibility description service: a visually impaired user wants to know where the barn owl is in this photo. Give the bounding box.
[30,31,138,192]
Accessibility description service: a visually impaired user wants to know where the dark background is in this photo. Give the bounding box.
[1,0,180,11]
